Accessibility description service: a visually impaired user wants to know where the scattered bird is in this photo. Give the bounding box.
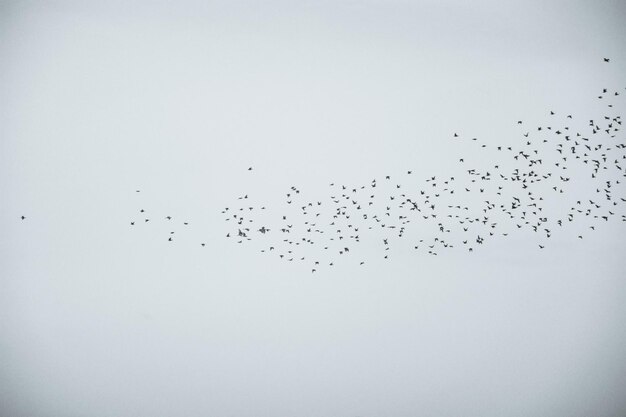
[130,57,626,271]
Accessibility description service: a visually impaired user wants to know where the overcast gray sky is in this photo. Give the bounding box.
[2,1,626,416]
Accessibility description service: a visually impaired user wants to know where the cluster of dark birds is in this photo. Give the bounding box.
[127,194,203,245]
[130,58,625,273]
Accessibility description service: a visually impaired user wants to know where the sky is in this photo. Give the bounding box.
[2,1,626,416]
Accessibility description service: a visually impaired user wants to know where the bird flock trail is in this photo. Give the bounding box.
[129,59,625,273]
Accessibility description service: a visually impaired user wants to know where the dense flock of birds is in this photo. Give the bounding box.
[125,59,625,272]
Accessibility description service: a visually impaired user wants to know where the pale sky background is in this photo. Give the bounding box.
[2,1,626,416]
